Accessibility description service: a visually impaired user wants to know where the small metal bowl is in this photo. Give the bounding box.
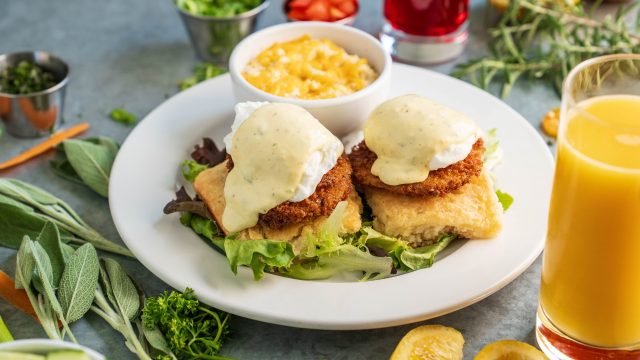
[176,1,270,66]
[0,51,69,138]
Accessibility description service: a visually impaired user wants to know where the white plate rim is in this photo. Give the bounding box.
[109,63,554,330]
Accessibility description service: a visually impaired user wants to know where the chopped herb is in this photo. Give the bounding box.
[109,108,137,125]
[176,0,262,17]
[180,63,226,90]
[496,190,514,211]
[0,61,57,95]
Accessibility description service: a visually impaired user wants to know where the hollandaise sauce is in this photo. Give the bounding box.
[222,103,342,233]
[364,94,477,185]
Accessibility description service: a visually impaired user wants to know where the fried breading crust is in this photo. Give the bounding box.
[349,138,485,197]
[227,155,353,229]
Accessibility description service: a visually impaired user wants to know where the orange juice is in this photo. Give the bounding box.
[540,95,640,348]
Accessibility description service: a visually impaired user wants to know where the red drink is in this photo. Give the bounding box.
[384,0,469,36]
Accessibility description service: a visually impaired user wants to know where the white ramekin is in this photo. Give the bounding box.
[229,21,392,137]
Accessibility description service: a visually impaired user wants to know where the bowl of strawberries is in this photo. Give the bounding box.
[284,0,359,25]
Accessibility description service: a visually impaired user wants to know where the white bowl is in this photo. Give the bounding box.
[229,22,392,137]
[0,339,105,360]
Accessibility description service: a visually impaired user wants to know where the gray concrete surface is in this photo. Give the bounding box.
[0,0,566,358]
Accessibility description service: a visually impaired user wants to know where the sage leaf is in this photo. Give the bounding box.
[103,258,140,320]
[0,178,62,206]
[61,243,75,263]
[0,204,77,250]
[98,262,117,308]
[95,137,119,158]
[0,203,48,249]
[15,237,35,289]
[31,241,53,294]
[58,243,99,323]
[0,193,34,212]
[63,139,116,197]
[0,179,134,257]
[29,240,76,342]
[30,241,55,293]
[142,324,173,356]
[50,137,120,193]
[50,157,84,185]
[36,222,65,287]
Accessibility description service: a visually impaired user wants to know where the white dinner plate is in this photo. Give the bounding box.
[109,63,554,330]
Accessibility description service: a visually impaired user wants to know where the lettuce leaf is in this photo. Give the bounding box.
[215,238,296,280]
[177,202,454,281]
[483,128,503,172]
[285,245,392,281]
[181,160,209,182]
[495,190,514,211]
[180,213,220,239]
[356,227,455,271]
[399,235,456,270]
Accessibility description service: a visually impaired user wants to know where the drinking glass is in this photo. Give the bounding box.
[380,0,469,64]
[537,54,640,359]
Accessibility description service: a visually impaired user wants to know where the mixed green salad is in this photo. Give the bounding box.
[176,0,262,17]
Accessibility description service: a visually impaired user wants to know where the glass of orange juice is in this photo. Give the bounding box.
[537,54,640,358]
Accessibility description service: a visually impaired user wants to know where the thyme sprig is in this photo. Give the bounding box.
[452,0,640,98]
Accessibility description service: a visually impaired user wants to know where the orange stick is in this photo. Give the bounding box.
[0,122,90,171]
[0,270,38,321]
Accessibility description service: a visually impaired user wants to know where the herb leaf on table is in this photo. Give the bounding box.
[58,243,100,323]
[109,108,138,125]
[103,258,140,321]
[50,137,120,197]
[35,222,66,287]
[63,139,117,197]
[0,179,133,257]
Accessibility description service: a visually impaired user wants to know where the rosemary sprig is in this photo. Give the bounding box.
[452,0,640,98]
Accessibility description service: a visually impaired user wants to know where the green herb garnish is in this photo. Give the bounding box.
[496,190,514,211]
[109,108,137,125]
[180,63,226,90]
[0,61,57,95]
[452,0,640,98]
[177,0,262,17]
[142,288,231,360]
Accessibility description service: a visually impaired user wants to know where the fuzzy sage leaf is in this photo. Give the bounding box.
[0,179,134,257]
[103,258,140,321]
[36,222,66,287]
[58,243,100,323]
[28,239,77,342]
[61,138,118,197]
[15,237,35,289]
